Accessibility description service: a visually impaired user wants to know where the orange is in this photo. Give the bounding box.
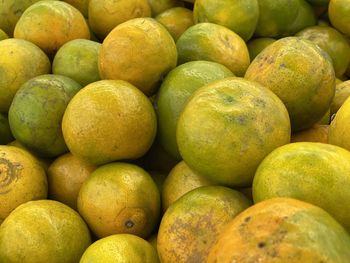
[98,18,177,96]
[291,125,329,143]
[0,114,13,145]
[176,22,250,77]
[161,161,214,211]
[253,142,350,231]
[0,145,47,223]
[88,0,151,40]
[0,38,50,113]
[77,162,160,238]
[296,25,350,77]
[52,39,101,87]
[157,186,251,263]
[330,80,350,114]
[193,0,259,41]
[0,0,42,37]
[62,80,157,165]
[147,0,183,16]
[156,61,234,159]
[328,96,350,151]
[80,234,159,263]
[14,0,90,56]
[155,7,194,41]
[0,200,91,263]
[254,0,316,38]
[177,77,291,187]
[48,153,96,210]
[245,37,335,131]
[329,0,350,36]
[247,37,276,61]
[207,198,350,262]
[8,74,82,158]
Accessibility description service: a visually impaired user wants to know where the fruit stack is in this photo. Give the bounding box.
[1,0,350,262]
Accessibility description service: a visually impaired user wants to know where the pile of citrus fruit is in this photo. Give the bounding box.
[1,0,350,262]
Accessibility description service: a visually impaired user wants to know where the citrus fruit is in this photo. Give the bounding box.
[0,38,50,113]
[245,37,335,131]
[254,0,316,38]
[0,0,42,37]
[161,161,214,211]
[0,145,47,223]
[62,80,157,165]
[157,186,251,263]
[0,200,91,263]
[291,125,329,143]
[207,198,350,262]
[0,29,8,40]
[193,0,259,41]
[48,153,96,210]
[147,0,183,16]
[176,23,250,77]
[247,37,276,61]
[330,80,350,114]
[317,108,330,124]
[329,0,350,36]
[0,114,13,145]
[52,39,101,87]
[99,18,177,96]
[296,25,350,77]
[156,60,234,159]
[155,7,194,41]
[253,142,350,231]
[88,0,151,40]
[63,0,89,17]
[80,234,159,263]
[328,96,350,151]
[77,162,160,238]
[177,77,291,187]
[14,0,90,56]
[306,0,329,5]
[9,74,81,158]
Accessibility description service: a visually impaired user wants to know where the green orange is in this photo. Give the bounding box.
[156,60,234,159]
[177,77,291,187]
[253,142,350,232]
[176,22,250,77]
[329,0,350,36]
[247,37,276,61]
[245,37,335,131]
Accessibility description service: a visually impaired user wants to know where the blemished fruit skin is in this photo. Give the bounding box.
[77,162,160,239]
[0,145,47,223]
[245,37,335,132]
[207,198,350,263]
[177,77,291,187]
[62,80,157,165]
[14,0,90,56]
[0,200,92,263]
[253,142,350,232]
[98,18,177,96]
[176,22,250,77]
[0,38,51,113]
[8,74,82,158]
[79,234,160,263]
[156,60,234,160]
[157,186,251,263]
